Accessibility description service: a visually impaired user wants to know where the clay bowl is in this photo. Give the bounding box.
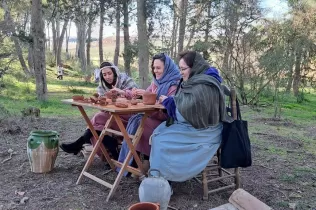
[128,202,159,210]
[98,100,108,106]
[90,96,98,103]
[115,102,128,108]
[131,99,138,105]
[105,91,112,99]
[142,92,157,105]
[72,95,84,101]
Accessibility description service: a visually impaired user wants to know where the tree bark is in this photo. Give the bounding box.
[177,0,188,54]
[221,1,238,85]
[99,0,105,64]
[293,49,302,96]
[31,0,47,101]
[2,0,30,76]
[123,0,131,76]
[47,21,50,51]
[137,0,149,88]
[86,17,93,67]
[170,5,178,60]
[76,19,87,72]
[52,20,57,58]
[66,21,71,58]
[114,1,121,66]
[56,18,69,65]
[203,2,211,60]
[55,4,60,59]
[27,46,34,75]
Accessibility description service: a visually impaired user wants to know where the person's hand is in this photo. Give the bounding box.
[111,86,124,95]
[159,95,168,103]
[132,88,146,97]
[131,87,138,97]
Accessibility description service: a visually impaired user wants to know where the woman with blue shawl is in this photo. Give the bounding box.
[149,51,230,182]
[117,53,181,174]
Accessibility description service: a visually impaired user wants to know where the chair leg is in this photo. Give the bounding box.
[234,168,240,189]
[217,149,222,177]
[202,170,209,200]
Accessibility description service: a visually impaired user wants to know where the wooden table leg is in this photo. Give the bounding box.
[77,107,115,170]
[106,113,149,202]
[76,107,115,184]
[112,114,143,170]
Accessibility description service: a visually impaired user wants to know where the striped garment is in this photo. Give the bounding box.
[174,53,228,129]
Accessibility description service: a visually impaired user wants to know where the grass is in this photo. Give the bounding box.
[0,67,97,117]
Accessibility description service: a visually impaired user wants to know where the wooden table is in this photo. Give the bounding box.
[62,99,163,201]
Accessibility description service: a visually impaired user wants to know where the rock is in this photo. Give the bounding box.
[289,202,296,209]
[289,192,302,199]
[20,197,29,204]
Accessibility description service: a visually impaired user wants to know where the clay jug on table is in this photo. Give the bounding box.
[27,130,59,173]
[138,169,171,210]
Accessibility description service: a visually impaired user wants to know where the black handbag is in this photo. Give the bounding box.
[220,100,252,168]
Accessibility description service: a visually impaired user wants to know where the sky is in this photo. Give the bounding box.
[64,0,290,39]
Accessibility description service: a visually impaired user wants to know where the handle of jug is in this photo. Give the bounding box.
[148,169,161,177]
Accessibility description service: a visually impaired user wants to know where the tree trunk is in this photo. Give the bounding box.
[2,0,30,76]
[31,0,47,101]
[137,0,149,88]
[99,0,105,64]
[286,50,294,92]
[66,21,71,58]
[123,0,131,76]
[177,0,188,53]
[56,18,69,65]
[76,19,87,72]
[293,49,302,96]
[114,1,121,66]
[221,2,238,85]
[28,46,34,75]
[203,2,211,60]
[47,21,50,51]
[52,20,57,58]
[170,7,178,60]
[86,17,93,67]
[56,6,60,59]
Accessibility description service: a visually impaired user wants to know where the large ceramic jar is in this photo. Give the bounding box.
[27,130,59,173]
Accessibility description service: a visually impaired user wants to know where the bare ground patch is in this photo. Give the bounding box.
[0,116,315,209]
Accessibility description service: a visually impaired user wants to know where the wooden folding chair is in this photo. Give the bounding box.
[200,85,240,200]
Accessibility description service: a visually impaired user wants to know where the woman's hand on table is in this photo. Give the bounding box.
[132,88,146,97]
[158,95,168,103]
[110,86,125,96]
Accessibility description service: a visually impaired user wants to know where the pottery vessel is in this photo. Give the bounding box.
[143,92,157,105]
[128,202,159,210]
[72,95,84,101]
[27,130,59,173]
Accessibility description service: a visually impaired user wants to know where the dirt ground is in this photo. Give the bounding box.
[0,112,315,210]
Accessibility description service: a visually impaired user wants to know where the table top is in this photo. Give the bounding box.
[62,99,165,113]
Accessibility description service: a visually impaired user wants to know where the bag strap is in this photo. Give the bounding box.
[236,99,242,120]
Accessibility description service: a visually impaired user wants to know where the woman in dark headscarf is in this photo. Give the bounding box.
[149,51,229,182]
[60,62,137,158]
